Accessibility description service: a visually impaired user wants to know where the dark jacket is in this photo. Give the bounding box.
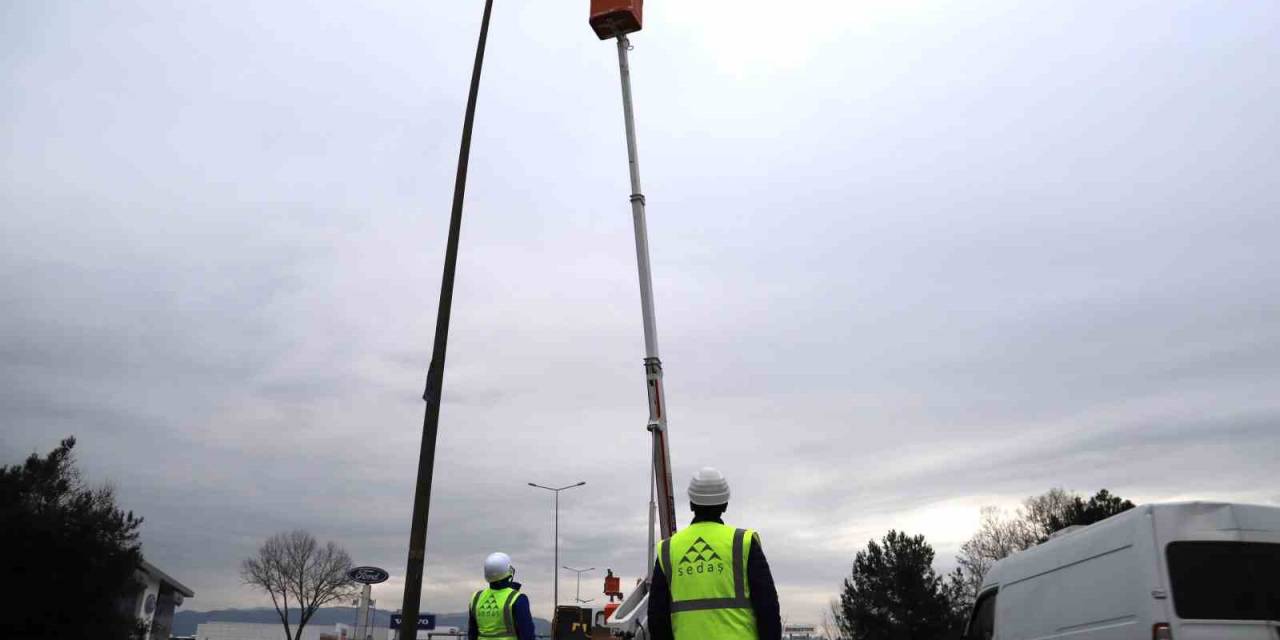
[647,514,782,640]
[467,578,536,640]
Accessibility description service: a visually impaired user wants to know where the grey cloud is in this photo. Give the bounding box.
[3,0,1279,625]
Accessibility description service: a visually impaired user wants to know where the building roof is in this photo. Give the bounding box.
[141,559,195,597]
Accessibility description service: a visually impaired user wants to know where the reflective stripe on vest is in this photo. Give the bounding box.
[471,587,519,639]
[658,522,759,640]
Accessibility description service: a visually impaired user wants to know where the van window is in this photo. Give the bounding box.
[1166,541,1280,621]
[966,590,997,640]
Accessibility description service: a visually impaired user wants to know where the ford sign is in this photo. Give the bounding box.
[347,566,390,584]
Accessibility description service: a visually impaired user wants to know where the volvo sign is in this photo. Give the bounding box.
[390,613,436,630]
[347,566,390,584]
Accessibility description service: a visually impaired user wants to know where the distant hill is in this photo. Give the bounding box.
[172,607,551,636]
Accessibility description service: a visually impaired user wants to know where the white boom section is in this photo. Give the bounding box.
[605,33,674,640]
[616,33,677,546]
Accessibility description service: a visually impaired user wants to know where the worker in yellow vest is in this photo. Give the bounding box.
[648,467,782,640]
[468,552,536,640]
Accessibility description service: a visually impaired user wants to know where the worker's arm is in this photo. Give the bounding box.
[647,559,674,640]
[748,535,782,640]
[468,605,479,640]
[512,593,537,640]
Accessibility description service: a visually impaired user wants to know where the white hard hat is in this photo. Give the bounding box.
[687,467,730,506]
[484,552,514,582]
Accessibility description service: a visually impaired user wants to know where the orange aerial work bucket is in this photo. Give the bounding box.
[589,0,643,39]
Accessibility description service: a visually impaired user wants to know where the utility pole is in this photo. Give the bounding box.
[528,481,586,610]
[398,2,495,638]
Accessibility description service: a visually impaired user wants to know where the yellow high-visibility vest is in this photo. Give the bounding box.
[470,586,520,640]
[657,521,759,640]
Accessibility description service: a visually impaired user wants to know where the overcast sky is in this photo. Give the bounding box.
[3,0,1278,624]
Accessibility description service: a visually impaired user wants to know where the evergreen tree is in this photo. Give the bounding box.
[1077,489,1136,527]
[1035,488,1137,541]
[836,530,964,640]
[0,437,147,639]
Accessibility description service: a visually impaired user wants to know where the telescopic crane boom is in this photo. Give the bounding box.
[591,0,677,550]
[619,31,679,545]
[589,2,675,636]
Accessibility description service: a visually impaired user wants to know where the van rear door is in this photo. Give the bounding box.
[1165,541,1280,639]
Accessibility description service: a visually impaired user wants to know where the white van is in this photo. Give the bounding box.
[966,502,1280,640]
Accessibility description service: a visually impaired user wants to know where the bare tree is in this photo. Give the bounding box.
[241,530,358,640]
[954,488,1136,606]
[955,506,1038,603]
[821,599,844,640]
[1022,487,1081,541]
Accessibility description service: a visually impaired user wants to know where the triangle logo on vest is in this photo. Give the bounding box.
[478,592,501,615]
[679,537,723,564]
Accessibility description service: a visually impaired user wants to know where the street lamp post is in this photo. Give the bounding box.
[563,566,596,604]
[528,481,586,609]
